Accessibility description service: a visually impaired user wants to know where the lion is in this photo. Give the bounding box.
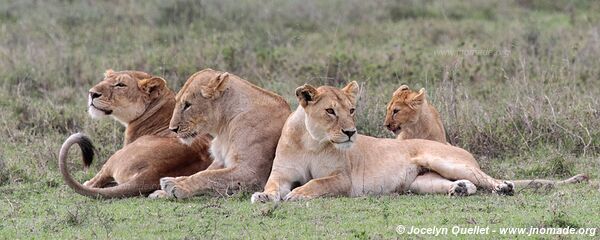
[383,85,587,189]
[149,68,291,199]
[58,70,212,199]
[251,82,584,203]
[383,85,447,143]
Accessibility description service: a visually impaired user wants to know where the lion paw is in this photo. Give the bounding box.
[283,190,312,201]
[148,190,168,199]
[493,181,515,196]
[251,192,280,204]
[448,180,477,196]
[160,177,193,199]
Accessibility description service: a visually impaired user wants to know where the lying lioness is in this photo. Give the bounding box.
[151,68,291,199]
[251,81,524,203]
[59,70,212,198]
[383,85,587,189]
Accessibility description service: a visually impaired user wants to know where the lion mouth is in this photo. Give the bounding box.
[331,140,353,144]
[387,126,401,134]
[90,104,113,115]
[178,131,199,145]
[179,131,198,139]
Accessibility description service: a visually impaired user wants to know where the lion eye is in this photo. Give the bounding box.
[325,108,335,115]
[349,108,355,114]
[114,82,126,88]
[393,109,400,115]
[183,101,191,111]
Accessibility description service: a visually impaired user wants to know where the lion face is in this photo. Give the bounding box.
[169,69,230,145]
[383,85,425,134]
[296,81,359,150]
[88,69,167,125]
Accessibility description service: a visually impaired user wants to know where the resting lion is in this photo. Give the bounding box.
[250,81,580,202]
[383,85,587,189]
[150,68,291,199]
[59,70,212,199]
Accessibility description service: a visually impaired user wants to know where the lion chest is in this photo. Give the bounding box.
[210,137,234,168]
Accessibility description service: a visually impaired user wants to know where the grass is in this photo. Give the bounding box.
[1,0,599,238]
[2,182,598,239]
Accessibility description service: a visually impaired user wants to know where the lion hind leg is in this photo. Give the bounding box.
[409,172,453,194]
[83,168,114,188]
[416,156,514,195]
[409,172,476,196]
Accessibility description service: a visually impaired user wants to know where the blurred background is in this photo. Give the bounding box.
[1,0,599,186]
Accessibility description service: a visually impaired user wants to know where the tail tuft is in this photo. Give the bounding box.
[76,133,96,167]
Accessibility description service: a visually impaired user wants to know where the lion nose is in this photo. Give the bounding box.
[384,124,392,130]
[170,127,179,133]
[89,91,102,99]
[342,129,356,138]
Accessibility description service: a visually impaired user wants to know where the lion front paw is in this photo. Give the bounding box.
[283,189,313,201]
[493,181,515,196]
[148,190,169,199]
[449,180,477,196]
[251,192,280,204]
[160,177,193,199]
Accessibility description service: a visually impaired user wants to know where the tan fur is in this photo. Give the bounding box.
[384,85,447,143]
[383,85,588,189]
[59,70,212,199]
[152,68,291,199]
[251,82,541,203]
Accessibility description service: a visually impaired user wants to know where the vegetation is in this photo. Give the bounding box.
[1,0,598,238]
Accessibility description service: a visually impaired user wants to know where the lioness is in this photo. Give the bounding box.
[251,81,523,203]
[59,70,212,199]
[151,68,291,199]
[383,85,587,189]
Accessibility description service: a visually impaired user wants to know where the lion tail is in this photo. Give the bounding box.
[511,173,588,189]
[58,133,157,199]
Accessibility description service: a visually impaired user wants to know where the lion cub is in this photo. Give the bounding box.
[384,85,447,143]
[151,69,291,199]
[59,70,212,198]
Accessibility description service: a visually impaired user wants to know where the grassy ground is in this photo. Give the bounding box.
[1,0,600,239]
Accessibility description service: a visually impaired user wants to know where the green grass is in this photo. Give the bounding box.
[2,183,598,239]
[1,0,600,238]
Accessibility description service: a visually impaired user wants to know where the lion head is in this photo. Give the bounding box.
[88,69,169,125]
[295,81,359,150]
[383,85,426,134]
[168,69,230,145]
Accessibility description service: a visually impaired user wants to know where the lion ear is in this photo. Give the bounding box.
[139,77,167,97]
[409,88,426,109]
[295,84,319,108]
[104,69,115,78]
[393,85,410,96]
[342,81,360,105]
[200,72,229,99]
